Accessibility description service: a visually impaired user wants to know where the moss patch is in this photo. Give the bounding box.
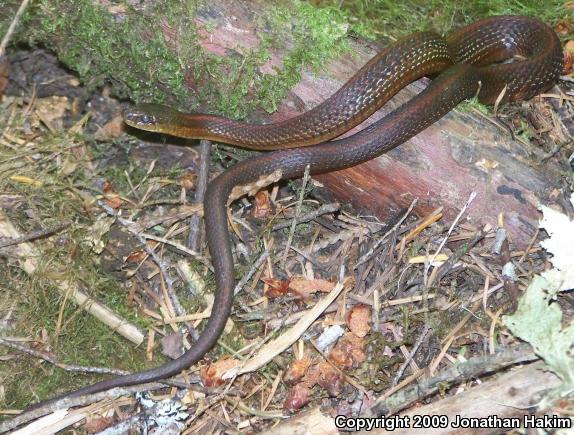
[312,0,570,39]
[20,0,192,104]
[2,0,349,119]
[0,104,162,408]
[5,272,154,407]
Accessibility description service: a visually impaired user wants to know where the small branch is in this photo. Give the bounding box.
[188,139,212,251]
[495,227,520,308]
[391,325,432,386]
[224,282,346,378]
[0,337,129,376]
[431,228,487,288]
[0,383,171,433]
[129,205,201,233]
[0,211,144,345]
[98,201,195,336]
[234,250,269,296]
[0,337,199,392]
[141,232,212,270]
[271,203,340,231]
[0,221,71,249]
[424,191,477,287]
[0,0,32,59]
[96,414,146,435]
[355,199,417,268]
[281,164,311,267]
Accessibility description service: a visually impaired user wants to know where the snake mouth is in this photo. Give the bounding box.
[122,103,179,131]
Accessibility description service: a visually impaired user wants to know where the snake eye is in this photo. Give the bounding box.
[140,114,153,125]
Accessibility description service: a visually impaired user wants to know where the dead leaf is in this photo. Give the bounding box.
[125,250,146,264]
[178,171,196,190]
[284,356,312,385]
[60,159,78,176]
[104,194,123,209]
[555,20,574,36]
[102,181,122,208]
[302,362,320,387]
[200,358,240,387]
[283,383,312,413]
[263,277,290,298]
[94,114,126,140]
[289,278,335,299]
[102,181,115,194]
[328,333,366,369]
[83,416,116,433]
[564,40,574,75]
[316,361,344,396]
[107,3,127,14]
[87,217,114,254]
[229,169,282,203]
[161,332,184,360]
[69,243,77,261]
[253,191,272,219]
[34,96,70,130]
[69,112,91,135]
[347,304,371,338]
[9,175,43,187]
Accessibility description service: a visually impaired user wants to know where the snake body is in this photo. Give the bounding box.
[35,16,562,409]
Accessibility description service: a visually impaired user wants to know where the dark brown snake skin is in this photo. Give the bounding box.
[33,16,562,410]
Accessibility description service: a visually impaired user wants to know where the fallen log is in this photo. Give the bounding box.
[192,1,573,248]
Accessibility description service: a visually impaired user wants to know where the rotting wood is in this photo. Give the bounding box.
[188,1,572,248]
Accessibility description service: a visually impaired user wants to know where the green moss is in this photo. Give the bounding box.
[313,0,570,39]
[0,0,23,37]
[100,163,151,193]
[2,267,155,408]
[20,0,191,104]
[456,96,489,114]
[254,0,349,113]
[0,119,162,408]
[516,120,535,142]
[4,0,349,120]
[161,0,350,117]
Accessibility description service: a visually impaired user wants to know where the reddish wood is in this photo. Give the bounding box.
[195,1,572,248]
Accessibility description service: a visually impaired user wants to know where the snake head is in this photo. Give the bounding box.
[123,103,180,133]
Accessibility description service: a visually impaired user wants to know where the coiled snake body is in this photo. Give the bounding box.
[34,16,563,409]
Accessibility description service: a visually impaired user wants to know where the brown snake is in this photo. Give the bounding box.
[30,16,562,411]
